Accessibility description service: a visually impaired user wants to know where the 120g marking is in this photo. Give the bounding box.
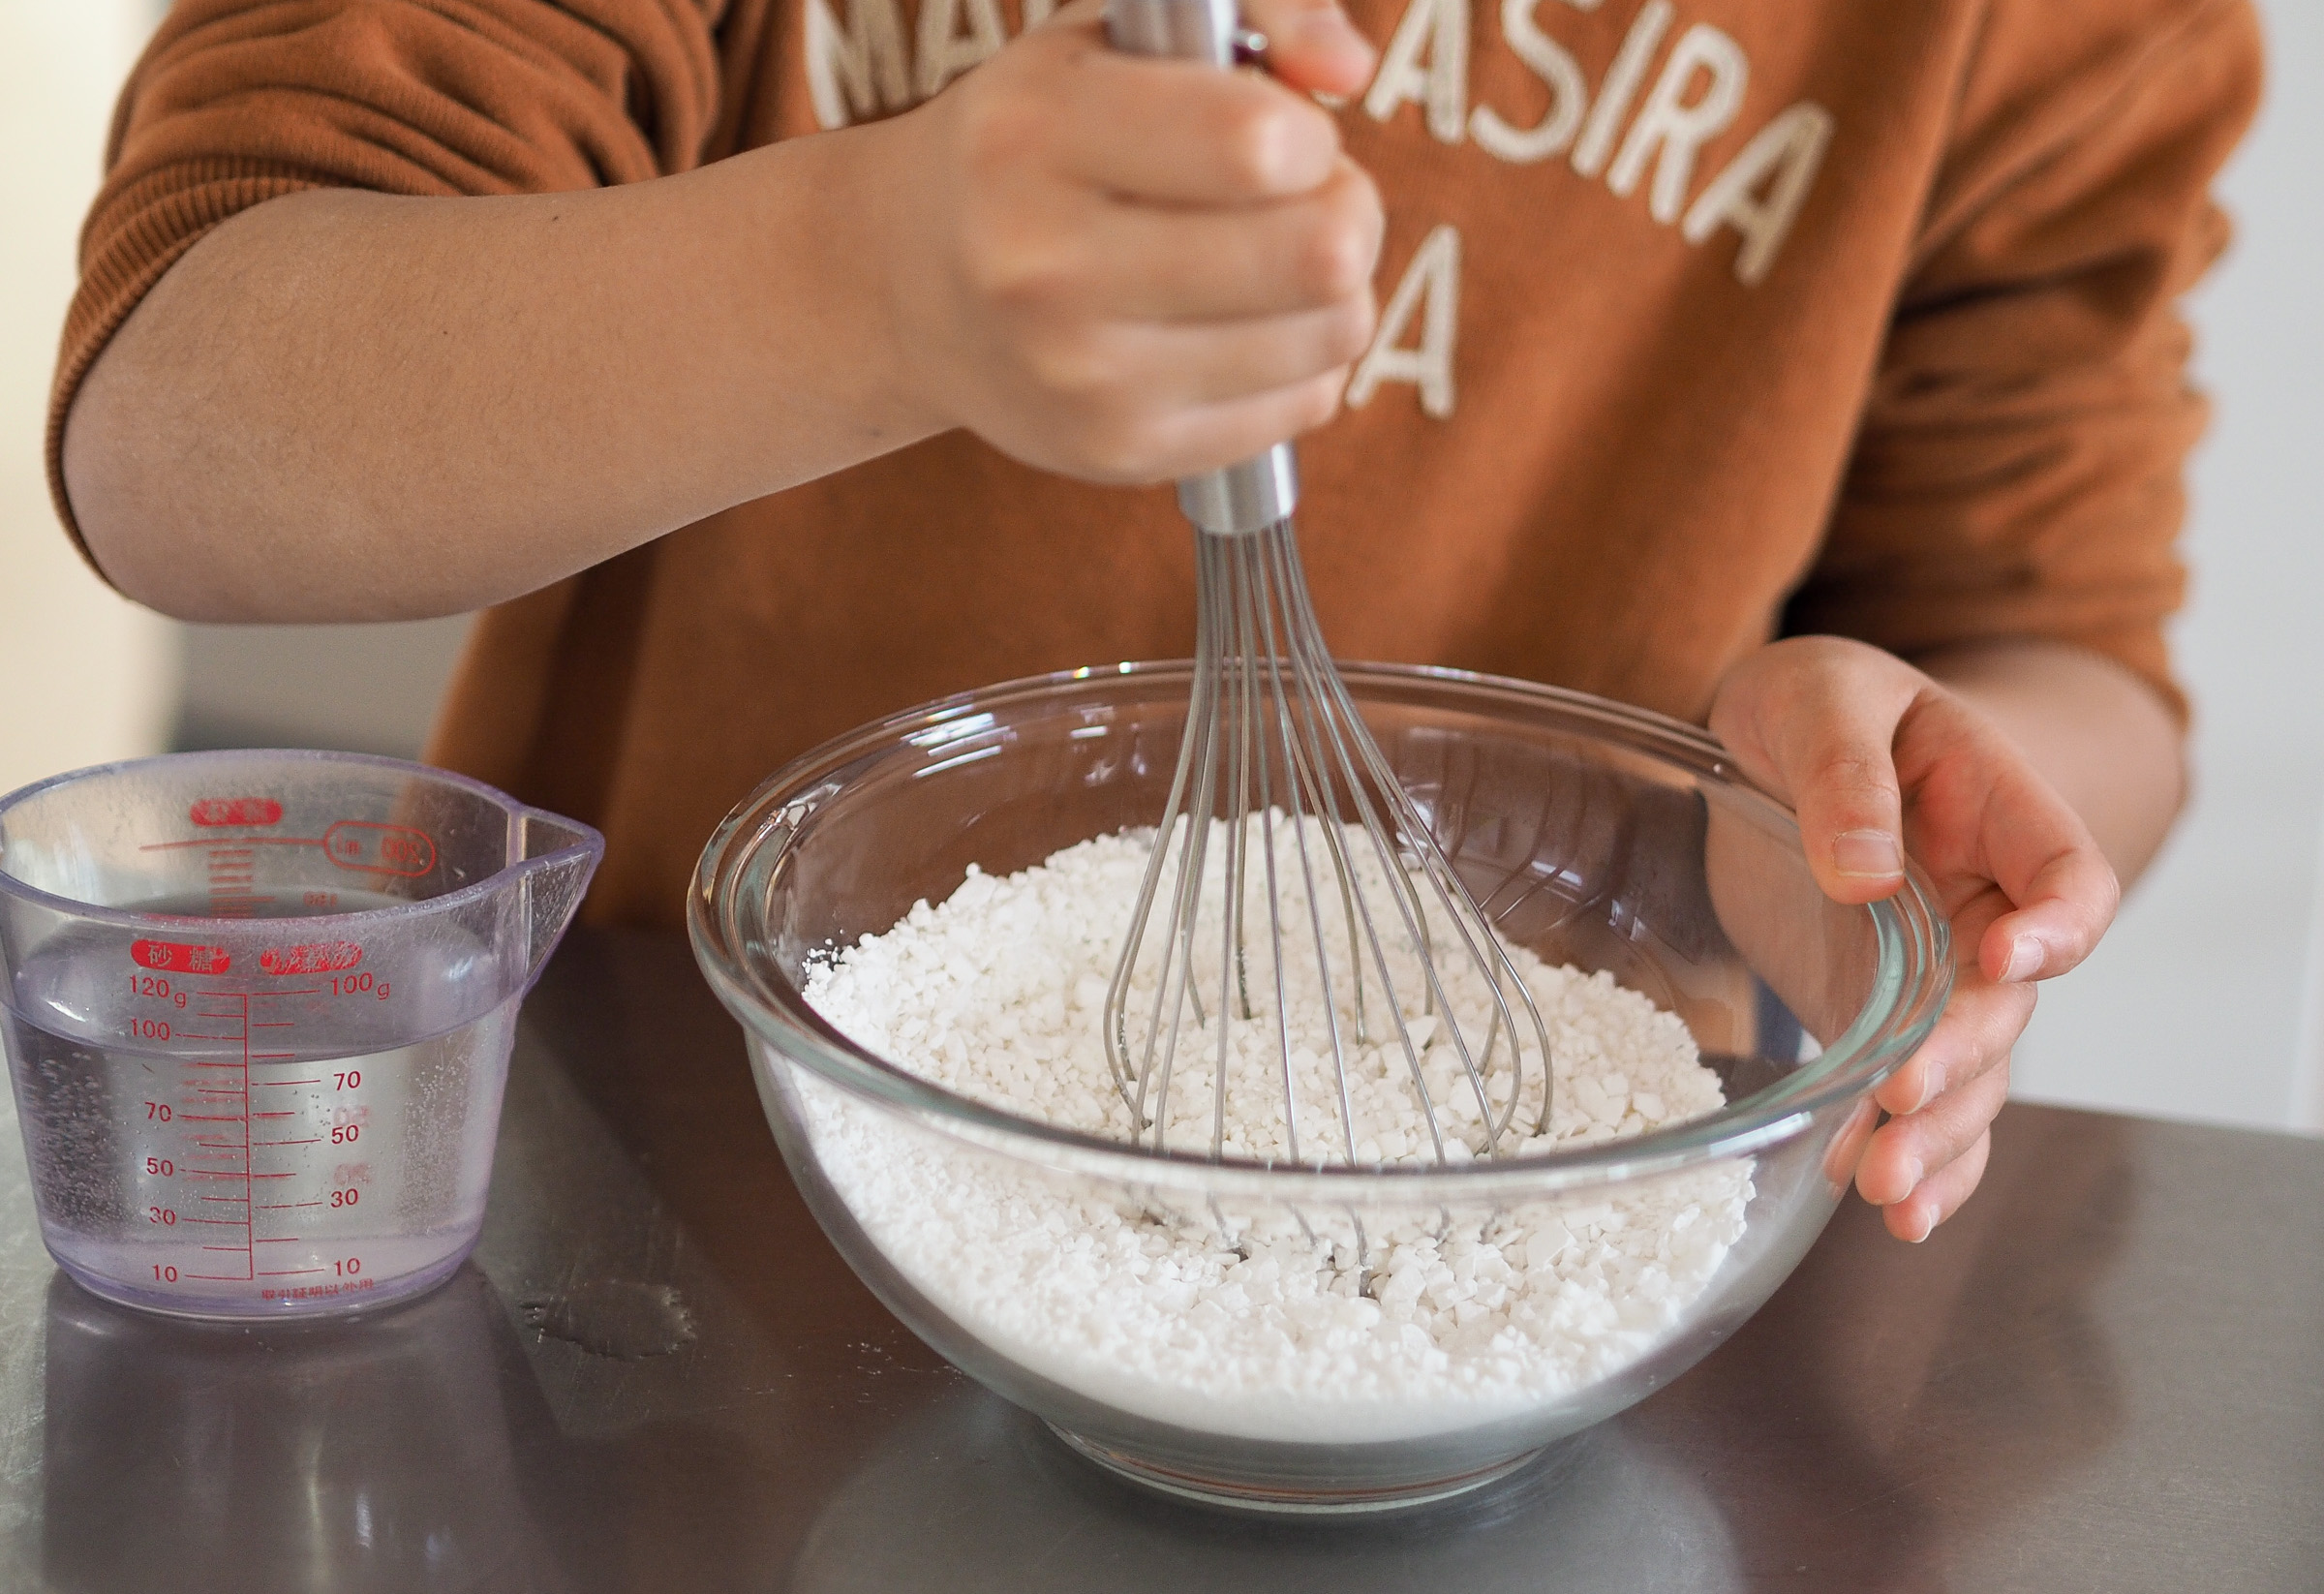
[129,975,188,1008]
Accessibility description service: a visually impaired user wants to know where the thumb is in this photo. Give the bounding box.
[1786,712,1910,906]
[1712,642,1919,906]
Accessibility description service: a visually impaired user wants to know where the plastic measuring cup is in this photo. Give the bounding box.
[0,751,601,1318]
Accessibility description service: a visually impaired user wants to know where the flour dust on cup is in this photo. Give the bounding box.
[0,751,601,1318]
[691,663,1951,1514]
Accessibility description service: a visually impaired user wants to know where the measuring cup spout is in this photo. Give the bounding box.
[514,809,603,986]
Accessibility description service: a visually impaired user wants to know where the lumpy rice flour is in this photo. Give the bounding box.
[801,822,1753,1443]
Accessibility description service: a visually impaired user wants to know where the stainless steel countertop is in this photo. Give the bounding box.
[0,928,2316,1592]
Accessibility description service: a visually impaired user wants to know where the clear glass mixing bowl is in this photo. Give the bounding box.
[690,663,1950,1513]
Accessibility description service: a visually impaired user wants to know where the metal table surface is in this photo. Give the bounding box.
[0,928,2315,1592]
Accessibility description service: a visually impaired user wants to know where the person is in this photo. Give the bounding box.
[47,0,2262,1243]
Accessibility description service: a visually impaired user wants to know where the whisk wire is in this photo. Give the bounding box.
[1276,540,1557,1142]
[1105,512,1558,1168]
[1250,549,1360,1166]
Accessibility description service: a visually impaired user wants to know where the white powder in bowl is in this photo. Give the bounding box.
[800,823,1753,1444]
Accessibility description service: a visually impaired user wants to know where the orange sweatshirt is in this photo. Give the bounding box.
[50,0,2262,926]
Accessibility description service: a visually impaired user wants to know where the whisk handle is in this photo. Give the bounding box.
[1105,0,1304,537]
[1105,0,1239,63]
[1175,447,1300,536]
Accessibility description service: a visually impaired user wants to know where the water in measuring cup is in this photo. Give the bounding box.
[2,891,517,1317]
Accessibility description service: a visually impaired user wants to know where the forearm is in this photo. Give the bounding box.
[63,123,934,623]
[1914,638,2186,887]
[61,3,1382,625]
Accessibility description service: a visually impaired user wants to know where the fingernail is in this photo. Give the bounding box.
[2002,935,2041,983]
[1833,829,1903,879]
[1298,6,1372,57]
[1894,1157,1923,1206]
[1911,1061,1946,1115]
[1906,1205,1935,1243]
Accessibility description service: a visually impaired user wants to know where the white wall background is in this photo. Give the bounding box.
[0,0,471,767]
[3,0,2317,1130]
[0,1,178,793]
[2010,0,2324,1134]
[174,618,472,757]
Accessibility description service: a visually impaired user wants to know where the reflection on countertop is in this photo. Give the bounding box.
[2,931,2317,1591]
[42,1267,553,1593]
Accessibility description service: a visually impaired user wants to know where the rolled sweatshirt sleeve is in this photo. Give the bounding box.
[1785,0,2264,723]
[46,0,726,549]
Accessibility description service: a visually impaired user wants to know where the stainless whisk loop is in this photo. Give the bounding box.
[1098,0,1555,1170]
[1100,513,1559,1167]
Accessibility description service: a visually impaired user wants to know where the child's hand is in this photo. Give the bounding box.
[872,0,1382,482]
[1708,637,2122,1241]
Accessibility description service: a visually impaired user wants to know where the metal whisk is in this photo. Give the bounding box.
[1101,0,1554,1169]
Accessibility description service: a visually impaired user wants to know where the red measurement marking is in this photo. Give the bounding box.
[254,1080,321,1088]
[255,1237,305,1244]
[322,819,438,878]
[259,1269,327,1277]
[198,1196,247,1204]
[251,1022,295,1028]
[186,1272,251,1281]
[253,1138,321,1148]
[144,838,318,851]
[186,1171,244,1180]
[260,941,364,976]
[251,1173,295,1180]
[180,1114,242,1122]
[200,1244,248,1253]
[189,797,283,827]
[260,1202,324,1211]
[252,1112,297,1119]
[131,939,231,975]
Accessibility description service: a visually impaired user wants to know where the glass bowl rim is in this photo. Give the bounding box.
[689,660,1951,1199]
